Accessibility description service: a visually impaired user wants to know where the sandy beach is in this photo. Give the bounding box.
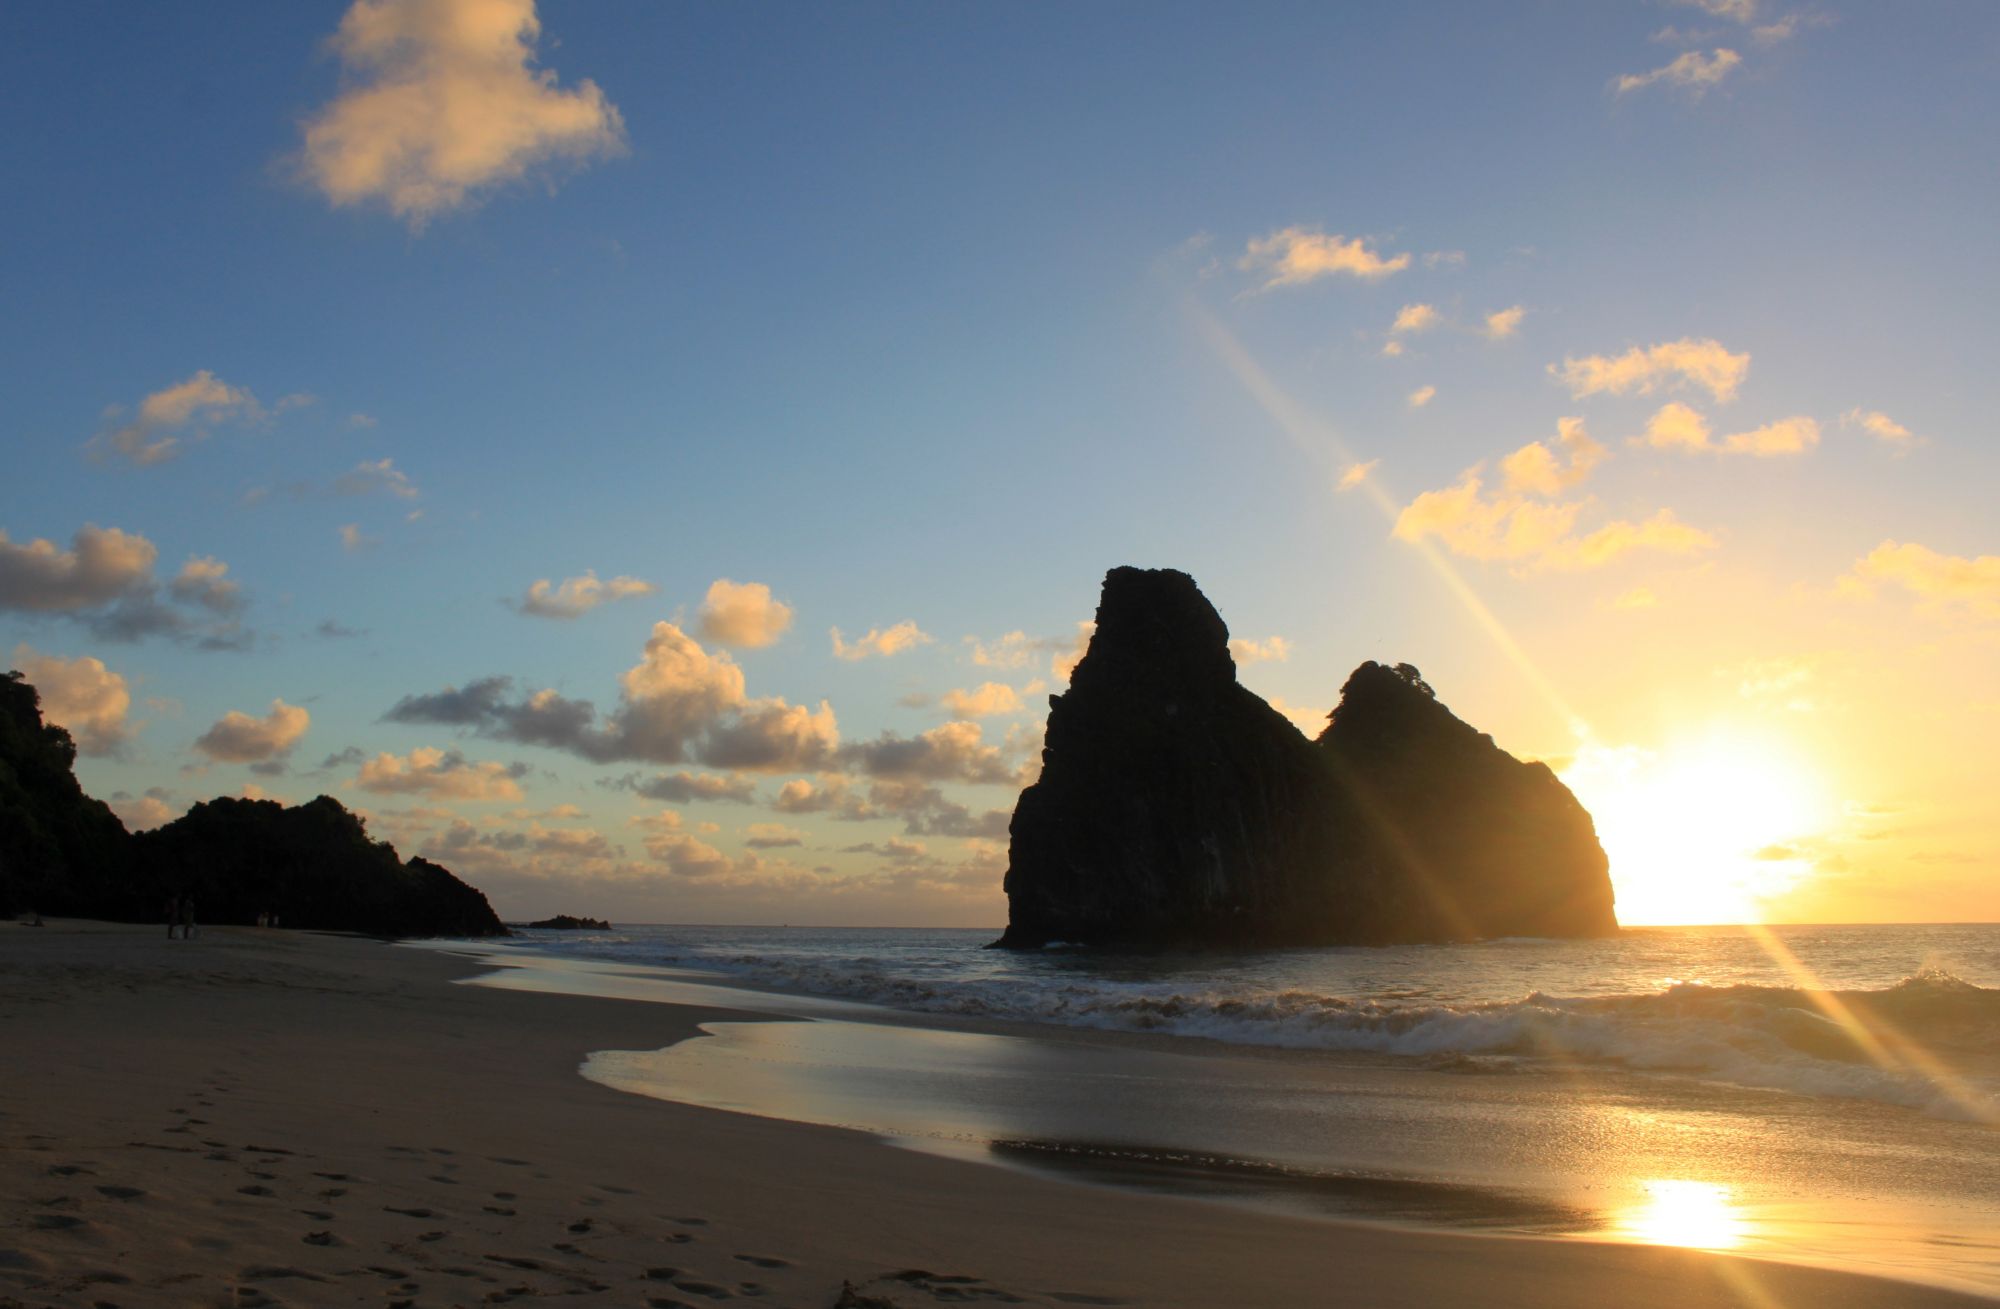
[1,921,1987,1309]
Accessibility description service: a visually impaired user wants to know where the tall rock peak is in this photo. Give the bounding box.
[998,570,1616,948]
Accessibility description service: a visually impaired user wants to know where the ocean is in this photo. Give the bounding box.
[455,921,2000,1295]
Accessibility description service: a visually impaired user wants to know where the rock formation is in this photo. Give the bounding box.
[0,669,505,937]
[996,568,1615,948]
[522,914,612,930]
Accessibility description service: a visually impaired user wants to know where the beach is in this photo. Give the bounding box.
[1,922,1989,1308]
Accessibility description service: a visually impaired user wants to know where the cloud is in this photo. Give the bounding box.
[830,620,933,661]
[742,823,805,850]
[1484,306,1526,339]
[10,645,136,755]
[1641,404,1819,455]
[1380,341,1405,358]
[1843,408,1917,446]
[110,790,180,832]
[1395,470,1714,572]
[314,618,368,639]
[91,371,261,466]
[338,524,379,553]
[1239,228,1411,290]
[332,457,420,499]
[1407,385,1437,409]
[696,578,793,649]
[194,699,310,764]
[966,631,1039,669]
[1423,250,1467,270]
[1391,303,1440,334]
[940,682,1023,719]
[1265,695,1327,737]
[1337,460,1378,492]
[839,720,1015,785]
[1675,0,1756,21]
[1052,622,1095,684]
[0,525,158,613]
[1843,541,2000,617]
[1615,48,1743,97]
[355,746,526,800]
[777,775,1009,840]
[609,770,758,805]
[1613,586,1660,611]
[169,557,243,614]
[517,570,657,619]
[298,0,626,228]
[385,622,839,772]
[1550,338,1750,402]
[1501,417,1607,495]
[1229,636,1291,666]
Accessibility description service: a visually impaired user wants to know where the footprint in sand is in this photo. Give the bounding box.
[47,1164,94,1177]
[95,1185,145,1200]
[484,1206,518,1217]
[384,1207,436,1218]
[236,1185,277,1197]
[301,1231,339,1247]
[313,1172,356,1182]
[671,1216,710,1227]
[567,1219,594,1234]
[660,1233,696,1245]
[488,1157,531,1167]
[733,1254,788,1269]
[670,1280,734,1300]
[30,1215,88,1232]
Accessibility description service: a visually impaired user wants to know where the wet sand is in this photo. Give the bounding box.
[1,920,1987,1307]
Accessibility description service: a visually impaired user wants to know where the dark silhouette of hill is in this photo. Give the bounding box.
[997,568,1616,948]
[1,670,503,937]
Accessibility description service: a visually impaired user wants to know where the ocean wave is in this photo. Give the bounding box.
[561,938,2000,1120]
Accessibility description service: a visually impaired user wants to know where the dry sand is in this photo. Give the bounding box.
[0,921,1985,1308]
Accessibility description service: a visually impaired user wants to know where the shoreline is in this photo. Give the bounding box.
[2,920,1990,1307]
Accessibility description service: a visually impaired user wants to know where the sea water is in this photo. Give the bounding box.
[468,921,2000,1294]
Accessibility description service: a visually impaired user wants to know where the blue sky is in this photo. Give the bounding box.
[5,1,1996,925]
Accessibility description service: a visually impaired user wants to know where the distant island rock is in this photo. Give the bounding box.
[1,670,505,938]
[997,567,1616,948]
[521,915,611,930]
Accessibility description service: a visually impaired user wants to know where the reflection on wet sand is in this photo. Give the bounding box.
[1615,1179,1746,1251]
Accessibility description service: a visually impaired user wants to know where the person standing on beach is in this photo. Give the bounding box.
[179,895,197,940]
[166,894,181,940]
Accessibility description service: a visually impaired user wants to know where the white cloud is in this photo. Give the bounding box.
[697,578,793,649]
[1843,541,2000,617]
[940,682,1023,719]
[332,457,420,499]
[1265,695,1327,737]
[1675,0,1756,21]
[111,792,180,831]
[1239,228,1410,290]
[338,524,379,553]
[1229,636,1291,666]
[830,620,933,661]
[1501,417,1607,495]
[298,0,626,228]
[840,720,1016,785]
[1391,303,1440,334]
[11,645,136,756]
[1641,404,1818,456]
[1380,340,1406,358]
[355,746,525,800]
[195,699,310,764]
[169,557,243,614]
[1484,306,1526,339]
[743,822,805,850]
[1051,621,1095,684]
[1615,48,1743,97]
[91,371,260,466]
[1408,385,1437,408]
[1337,460,1379,492]
[518,570,657,619]
[1843,408,1917,446]
[0,525,157,612]
[1550,337,1750,402]
[1423,250,1467,270]
[1395,466,1714,572]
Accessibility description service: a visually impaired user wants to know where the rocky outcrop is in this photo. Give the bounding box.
[996,569,1615,948]
[0,668,506,937]
[522,914,611,930]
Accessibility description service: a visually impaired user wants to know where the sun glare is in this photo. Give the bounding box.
[1615,1179,1747,1251]
[1561,730,1833,926]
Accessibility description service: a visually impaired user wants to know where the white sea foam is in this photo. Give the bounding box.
[507,923,2000,1120]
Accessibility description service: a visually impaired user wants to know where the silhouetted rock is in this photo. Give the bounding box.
[997,570,1615,948]
[0,668,505,937]
[1317,661,1616,942]
[137,797,506,938]
[0,672,132,919]
[521,914,611,930]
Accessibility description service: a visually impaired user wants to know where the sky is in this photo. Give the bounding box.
[4,0,1996,927]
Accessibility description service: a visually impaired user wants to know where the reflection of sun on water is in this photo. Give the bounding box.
[1617,1179,1747,1251]
[1560,730,1833,926]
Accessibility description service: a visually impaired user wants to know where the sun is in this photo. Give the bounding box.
[1560,728,1834,926]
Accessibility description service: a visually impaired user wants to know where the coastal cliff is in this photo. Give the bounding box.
[996,568,1615,948]
[0,669,504,937]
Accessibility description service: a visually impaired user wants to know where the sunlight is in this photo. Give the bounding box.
[1561,729,1833,925]
[1615,1179,1747,1251]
